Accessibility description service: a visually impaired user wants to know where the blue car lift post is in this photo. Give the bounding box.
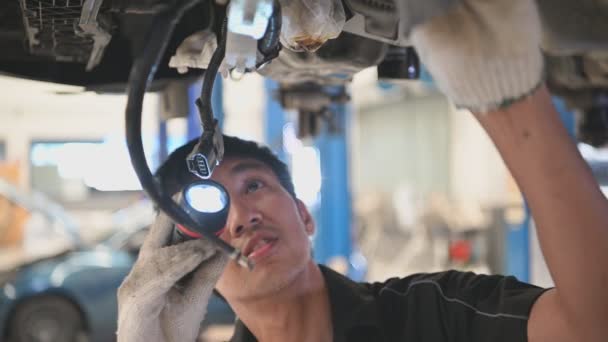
[313,103,353,268]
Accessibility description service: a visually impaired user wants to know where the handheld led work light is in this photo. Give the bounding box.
[172,179,230,242]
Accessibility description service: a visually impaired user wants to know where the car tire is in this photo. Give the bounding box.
[8,295,88,342]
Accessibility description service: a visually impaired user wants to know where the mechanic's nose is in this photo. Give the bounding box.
[227,199,262,238]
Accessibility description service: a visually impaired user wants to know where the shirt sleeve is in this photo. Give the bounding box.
[377,271,549,342]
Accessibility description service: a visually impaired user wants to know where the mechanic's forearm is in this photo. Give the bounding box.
[474,86,608,337]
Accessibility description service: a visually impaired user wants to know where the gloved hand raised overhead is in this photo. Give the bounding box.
[116,212,228,342]
[407,0,544,112]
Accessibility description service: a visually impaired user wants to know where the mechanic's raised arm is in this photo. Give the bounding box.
[476,86,608,342]
[408,0,608,341]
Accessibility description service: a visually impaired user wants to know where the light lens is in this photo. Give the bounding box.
[185,183,227,213]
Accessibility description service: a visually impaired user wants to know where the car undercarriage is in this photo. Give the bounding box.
[1,0,608,146]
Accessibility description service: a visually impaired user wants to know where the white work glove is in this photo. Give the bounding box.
[407,0,544,112]
[116,213,228,342]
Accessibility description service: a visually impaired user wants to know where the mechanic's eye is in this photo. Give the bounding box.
[245,180,264,193]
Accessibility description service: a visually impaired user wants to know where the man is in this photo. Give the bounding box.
[117,0,608,341]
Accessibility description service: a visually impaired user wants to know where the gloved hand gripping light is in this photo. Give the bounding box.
[125,0,252,269]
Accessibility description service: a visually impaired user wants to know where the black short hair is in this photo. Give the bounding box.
[155,135,296,199]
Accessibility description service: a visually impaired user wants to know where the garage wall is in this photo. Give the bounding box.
[448,107,511,207]
[352,94,451,198]
[0,76,160,189]
[350,67,512,208]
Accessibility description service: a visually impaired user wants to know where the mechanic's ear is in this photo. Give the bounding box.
[296,199,315,235]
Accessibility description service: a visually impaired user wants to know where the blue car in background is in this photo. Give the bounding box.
[0,182,234,342]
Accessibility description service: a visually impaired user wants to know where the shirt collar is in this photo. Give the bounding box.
[229,265,381,342]
[319,265,381,341]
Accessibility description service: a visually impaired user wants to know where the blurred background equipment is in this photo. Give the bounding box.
[0,163,28,249]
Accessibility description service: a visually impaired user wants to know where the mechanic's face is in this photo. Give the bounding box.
[211,157,315,301]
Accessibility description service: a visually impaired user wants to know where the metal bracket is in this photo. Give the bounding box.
[80,0,112,70]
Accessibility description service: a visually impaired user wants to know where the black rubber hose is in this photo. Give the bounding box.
[258,1,282,57]
[196,17,228,128]
[125,0,241,259]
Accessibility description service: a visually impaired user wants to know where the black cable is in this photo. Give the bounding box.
[125,0,250,268]
[254,2,282,70]
[257,0,282,57]
[196,17,228,129]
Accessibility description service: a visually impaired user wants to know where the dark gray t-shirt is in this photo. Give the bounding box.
[230,265,547,342]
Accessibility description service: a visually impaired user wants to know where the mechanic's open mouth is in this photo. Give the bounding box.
[244,237,278,261]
